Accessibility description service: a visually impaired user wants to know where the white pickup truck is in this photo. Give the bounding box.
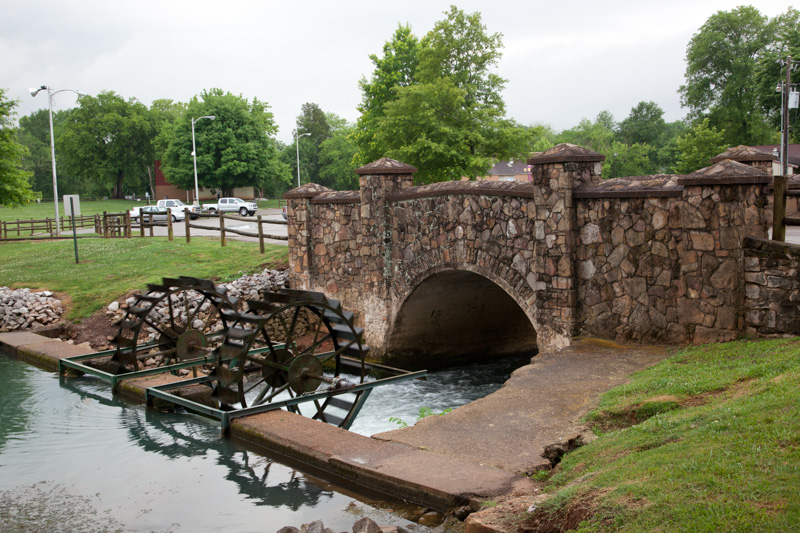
[203,197,258,216]
[129,199,200,221]
[157,199,201,219]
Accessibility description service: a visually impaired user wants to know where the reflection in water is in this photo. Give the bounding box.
[0,357,35,451]
[0,356,419,532]
[0,352,530,531]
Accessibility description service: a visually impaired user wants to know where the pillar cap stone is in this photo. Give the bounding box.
[355,158,417,175]
[284,183,333,199]
[710,145,776,163]
[528,143,605,165]
[678,159,772,186]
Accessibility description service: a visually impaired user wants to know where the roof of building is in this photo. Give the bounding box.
[487,160,530,176]
[751,144,800,167]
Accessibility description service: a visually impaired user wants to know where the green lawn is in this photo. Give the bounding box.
[0,237,288,320]
[257,198,287,209]
[527,338,800,532]
[0,199,143,223]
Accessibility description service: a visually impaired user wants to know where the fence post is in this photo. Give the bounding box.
[16,219,20,237]
[257,215,265,254]
[125,212,131,238]
[95,215,100,234]
[140,213,145,238]
[167,209,174,241]
[773,175,788,242]
[184,209,191,243]
[219,210,226,247]
[2,221,5,240]
[103,212,109,238]
[148,213,154,237]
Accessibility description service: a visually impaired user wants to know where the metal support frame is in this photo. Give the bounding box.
[146,370,426,432]
[59,343,426,431]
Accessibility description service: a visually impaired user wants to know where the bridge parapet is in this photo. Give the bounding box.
[286,146,778,361]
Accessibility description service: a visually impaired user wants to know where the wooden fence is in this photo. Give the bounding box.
[772,176,800,242]
[1,215,101,239]
[1,208,287,254]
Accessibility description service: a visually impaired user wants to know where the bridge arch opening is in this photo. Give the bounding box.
[386,270,538,368]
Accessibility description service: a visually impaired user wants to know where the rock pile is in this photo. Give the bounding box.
[0,287,64,332]
[277,517,412,533]
[107,268,290,332]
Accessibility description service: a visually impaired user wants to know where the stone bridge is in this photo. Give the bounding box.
[285,143,797,365]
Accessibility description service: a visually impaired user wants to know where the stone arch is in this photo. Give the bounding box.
[384,249,540,367]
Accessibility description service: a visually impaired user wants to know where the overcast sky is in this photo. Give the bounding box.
[2,0,794,145]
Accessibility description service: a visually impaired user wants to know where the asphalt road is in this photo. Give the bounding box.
[132,208,288,246]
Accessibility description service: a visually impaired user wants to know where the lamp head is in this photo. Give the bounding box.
[30,86,45,97]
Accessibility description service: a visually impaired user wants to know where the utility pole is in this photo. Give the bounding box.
[782,56,791,178]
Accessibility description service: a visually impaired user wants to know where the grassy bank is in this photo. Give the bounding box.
[521,338,800,531]
[0,237,288,320]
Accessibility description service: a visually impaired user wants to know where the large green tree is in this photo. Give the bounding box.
[365,7,530,183]
[293,103,332,185]
[679,6,776,146]
[353,24,420,165]
[319,121,359,190]
[148,99,187,197]
[58,91,154,198]
[673,118,728,174]
[618,101,667,147]
[17,109,58,195]
[0,89,37,206]
[755,8,800,142]
[161,89,287,197]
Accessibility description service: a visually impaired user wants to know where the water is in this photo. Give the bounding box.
[350,354,531,436]
[0,353,530,532]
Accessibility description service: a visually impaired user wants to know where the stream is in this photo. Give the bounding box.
[0,353,530,532]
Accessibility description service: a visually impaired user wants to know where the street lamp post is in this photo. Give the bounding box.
[295,131,311,187]
[191,115,216,205]
[30,85,82,236]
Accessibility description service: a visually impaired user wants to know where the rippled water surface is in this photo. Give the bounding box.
[0,356,405,532]
[0,353,530,532]
[349,354,530,436]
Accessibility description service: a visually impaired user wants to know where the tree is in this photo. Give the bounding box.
[673,118,728,174]
[556,112,616,154]
[605,141,654,178]
[0,88,37,206]
[353,24,420,165]
[755,8,800,142]
[618,101,667,147]
[679,6,775,146]
[318,123,359,190]
[148,99,187,197]
[18,109,57,195]
[362,7,530,183]
[161,89,286,197]
[293,103,332,185]
[57,91,154,198]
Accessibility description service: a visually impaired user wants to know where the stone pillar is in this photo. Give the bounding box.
[284,183,333,290]
[676,160,770,343]
[528,144,604,349]
[354,158,417,347]
[355,158,417,298]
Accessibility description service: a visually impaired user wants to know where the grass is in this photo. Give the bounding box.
[528,338,800,532]
[0,199,144,223]
[0,237,288,320]
[257,198,286,209]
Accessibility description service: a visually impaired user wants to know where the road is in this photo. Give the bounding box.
[132,208,288,246]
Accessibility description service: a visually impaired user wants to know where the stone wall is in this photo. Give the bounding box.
[574,169,770,344]
[286,145,783,359]
[743,237,800,336]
